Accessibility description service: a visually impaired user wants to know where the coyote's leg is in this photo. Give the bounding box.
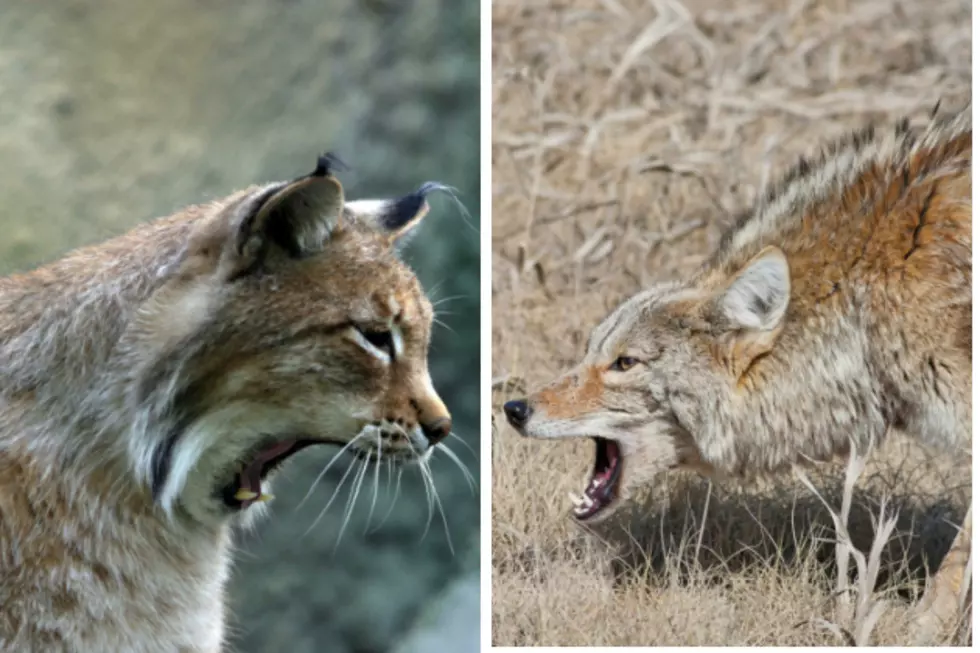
[911,502,972,645]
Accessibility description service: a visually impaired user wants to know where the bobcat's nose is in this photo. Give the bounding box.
[421,417,451,445]
[503,399,532,430]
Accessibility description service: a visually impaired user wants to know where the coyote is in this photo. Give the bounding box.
[0,156,452,652]
[504,105,971,642]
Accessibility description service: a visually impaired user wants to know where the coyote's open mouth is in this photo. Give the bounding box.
[568,437,623,520]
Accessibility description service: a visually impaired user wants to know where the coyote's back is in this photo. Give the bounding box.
[702,104,972,458]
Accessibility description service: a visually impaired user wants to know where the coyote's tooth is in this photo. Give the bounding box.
[569,491,597,511]
[234,489,259,501]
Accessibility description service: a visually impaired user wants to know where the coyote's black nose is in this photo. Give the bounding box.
[503,399,532,429]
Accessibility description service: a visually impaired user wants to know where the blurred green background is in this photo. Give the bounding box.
[0,1,480,652]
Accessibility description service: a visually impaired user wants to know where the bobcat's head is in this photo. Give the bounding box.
[123,155,453,524]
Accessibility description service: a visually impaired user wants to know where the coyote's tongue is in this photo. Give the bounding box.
[234,439,297,506]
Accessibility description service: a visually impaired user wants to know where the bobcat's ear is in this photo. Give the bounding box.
[345,181,445,245]
[221,154,346,278]
[709,246,791,378]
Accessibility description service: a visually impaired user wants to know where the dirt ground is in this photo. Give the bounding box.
[490,0,971,646]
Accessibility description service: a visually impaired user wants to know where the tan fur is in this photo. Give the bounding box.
[509,105,971,642]
[0,160,452,652]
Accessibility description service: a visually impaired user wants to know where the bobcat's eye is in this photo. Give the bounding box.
[358,327,395,359]
[609,356,639,372]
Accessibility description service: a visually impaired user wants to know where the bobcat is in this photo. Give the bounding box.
[504,105,972,643]
[0,156,453,652]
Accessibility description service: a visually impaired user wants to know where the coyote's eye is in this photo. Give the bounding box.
[609,356,639,372]
[358,328,395,358]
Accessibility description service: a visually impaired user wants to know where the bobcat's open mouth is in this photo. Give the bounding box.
[568,437,623,520]
[221,437,347,510]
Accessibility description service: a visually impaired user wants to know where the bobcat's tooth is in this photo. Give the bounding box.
[234,489,259,501]
[568,491,583,506]
[257,493,274,503]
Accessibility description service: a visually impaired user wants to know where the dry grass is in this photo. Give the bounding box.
[490,0,971,646]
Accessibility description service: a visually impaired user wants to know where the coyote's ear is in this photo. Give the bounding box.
[710,246,790,378]
[221,154,346,278]
[716,246,790,332]
[345,182,444,245]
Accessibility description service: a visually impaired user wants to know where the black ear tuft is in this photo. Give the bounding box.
[378,181,447,233]
[416,181,445,195]
[381,188,427,231]
[313,152,350,178]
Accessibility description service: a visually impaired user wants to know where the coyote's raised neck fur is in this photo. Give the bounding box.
[505,104,971,642]
[0,156,453,652]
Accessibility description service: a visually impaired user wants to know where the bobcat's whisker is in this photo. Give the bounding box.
[420,459,455,556]
[446,431,476,458]
[436,443,477,493]
[370,467,404,534]
[425,276,449,300]
[303,452,361,536]
[431,316,457,335]
[385,457,393,499]
[429,294,468,310]
[364,432,382,534]
[335,456,369,551]
[417,456,436,545]
[295,432,365,513]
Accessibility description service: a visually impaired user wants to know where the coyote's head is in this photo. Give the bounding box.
[503,248,791,522]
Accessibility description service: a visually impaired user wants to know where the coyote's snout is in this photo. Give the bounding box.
[504,104,972,639]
